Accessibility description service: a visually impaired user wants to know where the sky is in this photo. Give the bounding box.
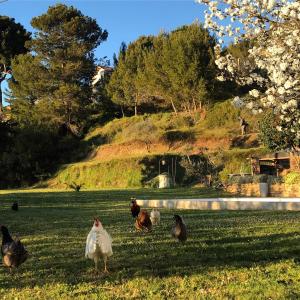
[0,0,207,104]
[1,0,206,62]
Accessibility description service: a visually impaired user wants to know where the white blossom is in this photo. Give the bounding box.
[197,0,300,147]
[249,89,260,98]
[232,96,244,108]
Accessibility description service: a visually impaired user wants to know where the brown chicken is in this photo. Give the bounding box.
[1,225,28,271]
[135,211,152,232]
[130,198,140,218]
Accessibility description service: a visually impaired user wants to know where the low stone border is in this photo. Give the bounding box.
[136,198,300,211]
[226,183,300,197]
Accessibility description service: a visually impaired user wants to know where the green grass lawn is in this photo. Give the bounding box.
[1,188,300,299]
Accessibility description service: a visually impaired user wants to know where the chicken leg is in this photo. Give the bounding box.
[94,257,100,274]
[103,256,109,273]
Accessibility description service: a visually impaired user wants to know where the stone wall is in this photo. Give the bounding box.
[226,183,300,197]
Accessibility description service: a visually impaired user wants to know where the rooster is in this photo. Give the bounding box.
[135,211,152,232]
[1,225,28,271]
[85,218,113,273]
[171,215,187,242]
[150,208,160,225]
[130,198,140,218]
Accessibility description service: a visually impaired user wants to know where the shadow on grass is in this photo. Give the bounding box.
[0,189,300,289]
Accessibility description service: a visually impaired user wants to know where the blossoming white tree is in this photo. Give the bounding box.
[197,0,300,150]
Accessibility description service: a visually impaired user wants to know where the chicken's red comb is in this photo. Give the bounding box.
[94,217,101,227]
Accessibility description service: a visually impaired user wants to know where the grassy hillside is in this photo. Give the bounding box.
[51,158,144,189]
[49,100,270,189]
[1,189,300,299]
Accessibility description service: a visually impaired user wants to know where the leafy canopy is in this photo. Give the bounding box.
[10,4,108,134]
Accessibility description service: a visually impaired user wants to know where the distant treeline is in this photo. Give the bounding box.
[106,22,245,116]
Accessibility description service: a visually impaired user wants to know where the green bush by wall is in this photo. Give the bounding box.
[284,172,300,185]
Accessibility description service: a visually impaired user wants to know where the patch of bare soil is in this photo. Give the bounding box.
[87,135,233,162]
[230,133,260,149]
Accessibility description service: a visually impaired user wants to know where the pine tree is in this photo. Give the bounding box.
[107,37,154,116]
[0,16,30,112]
[10,4,108,134]
[144,23,216,113]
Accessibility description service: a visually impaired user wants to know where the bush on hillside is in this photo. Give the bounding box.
[117,118,160,152]
[204,99,263,132]
[0,123,85,188]
[205,100,241,128]
[180,155,218,185]
[283,172,300,185]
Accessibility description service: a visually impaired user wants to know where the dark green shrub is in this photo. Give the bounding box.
[205,100,240,128]
[259,111,288,151]
[253,174,269,183]
[284,172,300,185]
[179,154,217,185]
[227,175,253,185]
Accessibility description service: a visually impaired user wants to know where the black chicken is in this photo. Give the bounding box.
[171,215,187,242]
[69,182,83,192]
[130,198,140,218]
[11,202,18,211]
[1,225,28,270]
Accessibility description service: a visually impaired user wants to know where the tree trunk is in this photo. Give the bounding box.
[186,155,192,164]
[0,84,3,113]
[134,94,138,116]
[0,75,6,114]
[199,101,202,111]
[121,106,125,118]
[134,103,137,116]
[170,98,177,115]
[192,97,197,112]
[187,102,192,116]
[183,103,188,113]
[174,157,177,185]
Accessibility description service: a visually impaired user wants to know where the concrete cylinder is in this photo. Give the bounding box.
[259,182,269,197]
[158,173,171,189]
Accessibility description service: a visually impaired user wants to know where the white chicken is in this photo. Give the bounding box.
[85,218,113,273]
[150,208,160,225]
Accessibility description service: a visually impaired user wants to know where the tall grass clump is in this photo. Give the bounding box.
[204,100,262,132]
